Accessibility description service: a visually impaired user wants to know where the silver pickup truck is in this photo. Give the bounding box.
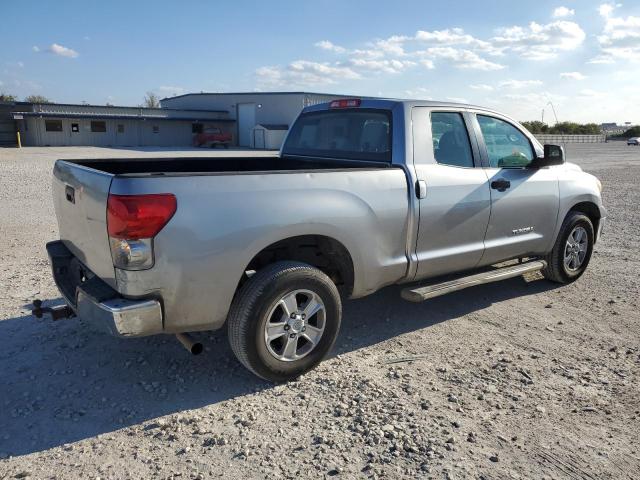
[38,98,605,382]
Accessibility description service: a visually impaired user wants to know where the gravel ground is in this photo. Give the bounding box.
[0,144,639,479]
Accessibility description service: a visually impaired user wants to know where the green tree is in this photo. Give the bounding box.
[24,94,51,103]
[623,126,640,137]
[0,92,17,101]
[521,121,548,134]
[143,91,160,108]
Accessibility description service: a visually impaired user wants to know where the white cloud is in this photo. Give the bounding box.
[256,60,360,88]
[314,40,346,54]
[422,47,505,70]
[17,61,24,68]
[553,6,575,18]
[470,84,494,91]
[374,35,410,57]
[560,71,587,80]
[47,43,79,58]
[32,46,40,52]
[348,58,417,74]
[596,7,640,59]
[598,3,616,17]
[415,28,503,55]
[499,79,543,89]
[492,21,586,60]
[419,59,435,69]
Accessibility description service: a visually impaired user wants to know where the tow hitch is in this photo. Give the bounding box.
[32,299,75,321]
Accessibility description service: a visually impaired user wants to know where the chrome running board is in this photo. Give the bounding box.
[401,260,547,303]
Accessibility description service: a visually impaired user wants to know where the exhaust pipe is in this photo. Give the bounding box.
[175,333,203,355]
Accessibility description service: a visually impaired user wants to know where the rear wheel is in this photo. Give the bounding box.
[227,261,341,382]
[542,211,594,283]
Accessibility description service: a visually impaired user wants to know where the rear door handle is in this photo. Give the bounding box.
[490,179,511,192]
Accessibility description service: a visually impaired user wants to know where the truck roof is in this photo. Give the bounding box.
[302,98,519,126]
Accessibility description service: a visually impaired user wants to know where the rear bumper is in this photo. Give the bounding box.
[47,241,163,337]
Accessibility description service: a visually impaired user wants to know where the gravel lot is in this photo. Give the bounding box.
[1,144,639,479]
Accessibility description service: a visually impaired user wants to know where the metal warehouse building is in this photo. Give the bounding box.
[160,92,354,147]
[12,103,233,147]
[2,92,354,148]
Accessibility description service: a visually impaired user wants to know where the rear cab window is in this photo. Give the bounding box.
[282,109,391,163]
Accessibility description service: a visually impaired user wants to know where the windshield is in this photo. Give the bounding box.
[282,109,392,162]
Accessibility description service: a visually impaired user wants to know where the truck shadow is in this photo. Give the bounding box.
[0,276,557,457]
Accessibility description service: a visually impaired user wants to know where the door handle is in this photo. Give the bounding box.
[416,179,427,199]
[490,179,511,192]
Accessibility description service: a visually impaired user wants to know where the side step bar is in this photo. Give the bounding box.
[401,260,547,303]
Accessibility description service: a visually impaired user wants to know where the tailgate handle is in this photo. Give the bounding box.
[65,185,75,204]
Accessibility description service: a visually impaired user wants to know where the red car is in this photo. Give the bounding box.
[194,127,232,148]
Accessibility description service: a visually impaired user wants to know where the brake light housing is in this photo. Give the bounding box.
[107,193,177,270]
[329,98,361,109]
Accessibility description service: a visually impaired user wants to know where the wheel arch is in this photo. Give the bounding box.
[567,201,602,240]
[238,234,356,298]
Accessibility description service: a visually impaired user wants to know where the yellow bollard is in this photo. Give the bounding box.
[16,131,21,148]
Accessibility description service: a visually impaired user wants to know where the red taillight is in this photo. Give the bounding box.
[107,194,177,240]
[329,98,361,108]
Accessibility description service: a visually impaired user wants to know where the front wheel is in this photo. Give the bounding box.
[542,211,594,283]
[227,261,342,382]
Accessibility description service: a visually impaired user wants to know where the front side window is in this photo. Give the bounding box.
[45,120,63,132]
[477,115,534,168]
[430,112,474,168]
[91,121,106,133]
[282,109,391,162]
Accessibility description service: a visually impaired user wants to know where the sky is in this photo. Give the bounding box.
[1,0,639,124]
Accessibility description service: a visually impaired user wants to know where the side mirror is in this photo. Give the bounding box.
[530,144,565,168]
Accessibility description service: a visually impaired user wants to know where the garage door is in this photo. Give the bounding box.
[238,103,256,147]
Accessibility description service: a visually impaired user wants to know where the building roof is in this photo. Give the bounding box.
[13,111,235,122]
[256,124,289,130]
[25,101,228,113]
[160,91,358,102]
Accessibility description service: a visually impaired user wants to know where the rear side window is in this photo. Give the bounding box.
[477,115,534,168]
[430,112,474,168]
[283,109,391,162]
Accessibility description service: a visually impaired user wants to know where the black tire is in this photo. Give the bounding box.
[542,211,594,284]
[227,261,342,382]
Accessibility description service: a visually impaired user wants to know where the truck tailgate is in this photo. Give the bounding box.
[52,160,116,287]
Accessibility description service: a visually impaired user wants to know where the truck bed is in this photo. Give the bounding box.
[67,155,391,176]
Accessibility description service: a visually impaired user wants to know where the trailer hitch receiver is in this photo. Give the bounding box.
[32,299,76,321]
